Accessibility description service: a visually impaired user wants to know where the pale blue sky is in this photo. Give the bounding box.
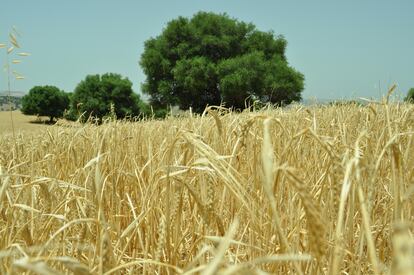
[1,0,413,100]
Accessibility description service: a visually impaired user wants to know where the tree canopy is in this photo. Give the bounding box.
[405,88,414,102]
[70,73,141,121]
[21,85,69,122]
[140,12,304,112]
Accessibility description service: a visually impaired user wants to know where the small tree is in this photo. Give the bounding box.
[405,88,414,102]
[21,85,69,122]
[70,73,141,121]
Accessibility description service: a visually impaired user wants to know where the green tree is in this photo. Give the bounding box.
[405,88,414,102]
[70,73,141,121]
[21,85,69,122]
[140,12,304,112]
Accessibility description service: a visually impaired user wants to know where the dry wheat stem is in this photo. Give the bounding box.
[0,103,412,273]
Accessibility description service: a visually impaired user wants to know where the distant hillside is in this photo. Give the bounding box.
[301,98,332,105]
[0,92,25,111]
[0,91,26,97]
[301,97,369,106]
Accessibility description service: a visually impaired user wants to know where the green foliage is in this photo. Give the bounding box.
[136,100,169,119]
[405,88,414,102]
[63,108,78,121]
[152,108,168,119]
[137,100,151,116]
[140,12,304,112]
[217,52,303,108]
[21,86,69,122]
[172,56,219,111]
[70,73,141,121]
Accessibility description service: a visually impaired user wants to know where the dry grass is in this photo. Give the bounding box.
[0,111,50,135]
[0,102,414,274]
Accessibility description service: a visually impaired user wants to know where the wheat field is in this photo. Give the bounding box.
[0,102,413,274]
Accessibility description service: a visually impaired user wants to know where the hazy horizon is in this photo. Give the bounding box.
[1,0,413,101]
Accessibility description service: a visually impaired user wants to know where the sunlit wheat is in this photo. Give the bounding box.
[0,101,413,274]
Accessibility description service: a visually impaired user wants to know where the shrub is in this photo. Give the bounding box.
[405,88,414,102]
[70,73,142,121]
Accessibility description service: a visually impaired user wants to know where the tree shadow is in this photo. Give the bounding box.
[29,119,56,125]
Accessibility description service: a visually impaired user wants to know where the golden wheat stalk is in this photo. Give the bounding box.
[0,103,412,273]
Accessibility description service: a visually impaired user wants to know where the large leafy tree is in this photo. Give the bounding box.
[405,88,414,102]
[70,73,141,120]
[140,12,304,112]
[21,85,69,122]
